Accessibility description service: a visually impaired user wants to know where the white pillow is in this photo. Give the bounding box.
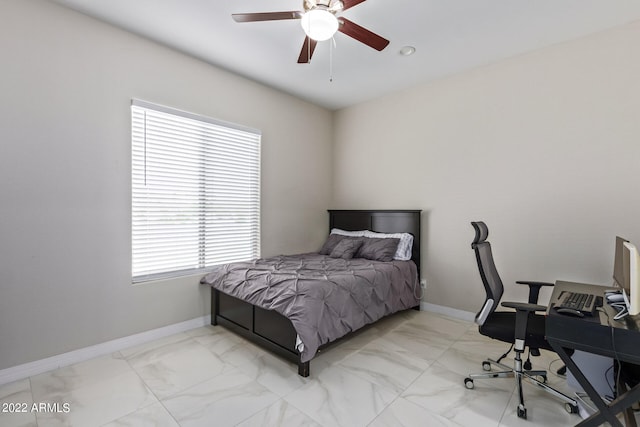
[330,228,413,261]
[330,228,367,237]
[363,230,414,261]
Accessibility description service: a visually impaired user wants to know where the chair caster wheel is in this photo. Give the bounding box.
[464,378,474,389]
[565,403,579,414]
[482,361,491,371]
[517,406,527,419]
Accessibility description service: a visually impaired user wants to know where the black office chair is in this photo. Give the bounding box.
[463,221,578,419]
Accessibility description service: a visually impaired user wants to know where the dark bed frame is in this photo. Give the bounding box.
[210,209,421,377]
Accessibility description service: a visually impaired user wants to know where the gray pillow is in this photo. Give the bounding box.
[319,233,347,255]
[356,237,400,262]
[329,237,363,259]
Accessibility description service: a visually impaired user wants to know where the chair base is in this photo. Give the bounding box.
[464,356,579,419]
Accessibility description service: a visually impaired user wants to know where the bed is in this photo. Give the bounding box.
[200,209,421,377]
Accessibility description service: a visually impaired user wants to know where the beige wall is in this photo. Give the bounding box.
[333,21,640,313]
[0,0,333,370]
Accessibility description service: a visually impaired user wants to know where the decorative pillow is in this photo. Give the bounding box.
[356,237,400,262]
[319,233,347,255]
[363,230,414,261]
[329,237,363,259]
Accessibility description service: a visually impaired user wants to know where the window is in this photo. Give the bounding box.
[131,99,261,282]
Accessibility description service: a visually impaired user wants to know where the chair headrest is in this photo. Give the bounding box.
[471,221,489,246]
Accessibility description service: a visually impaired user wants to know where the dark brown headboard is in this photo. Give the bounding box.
[328,210,421,275]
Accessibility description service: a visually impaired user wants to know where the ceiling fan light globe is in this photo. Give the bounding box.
[300,9,338,41]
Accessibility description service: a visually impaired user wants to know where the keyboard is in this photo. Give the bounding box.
[555,291,602,316]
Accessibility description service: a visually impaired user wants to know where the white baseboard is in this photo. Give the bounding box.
[421,302,476,322]
[0,314,211,386]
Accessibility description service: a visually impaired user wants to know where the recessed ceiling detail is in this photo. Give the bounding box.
[399,46,416,56]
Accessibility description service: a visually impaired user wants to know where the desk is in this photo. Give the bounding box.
[546,281,640,426]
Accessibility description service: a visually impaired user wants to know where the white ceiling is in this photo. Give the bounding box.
[50,0,640,110]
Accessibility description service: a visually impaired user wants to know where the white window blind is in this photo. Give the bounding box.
[131,99,261,283]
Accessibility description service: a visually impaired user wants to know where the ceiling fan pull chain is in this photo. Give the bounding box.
[329,36,336,82]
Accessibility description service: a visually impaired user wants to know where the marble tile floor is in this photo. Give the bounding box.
[1,310,635,427]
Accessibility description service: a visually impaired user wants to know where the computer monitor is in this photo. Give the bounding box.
[613,236,629,288]
[622,241,640,316]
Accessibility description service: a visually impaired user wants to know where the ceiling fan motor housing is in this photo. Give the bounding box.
[304,0,344,13]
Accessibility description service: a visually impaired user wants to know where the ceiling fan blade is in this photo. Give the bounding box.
[338,18,389,51]
[297,37,318,63]
[341,0,367,11]
[232,11,302,23]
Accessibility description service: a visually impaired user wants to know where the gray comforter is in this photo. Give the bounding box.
[200,253,419,362]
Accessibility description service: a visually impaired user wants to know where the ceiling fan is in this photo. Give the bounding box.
[232,0,390,64]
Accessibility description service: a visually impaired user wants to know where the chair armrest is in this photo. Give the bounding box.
[501,300,548,351]
[516,281,554,287]
[501,301,547,312]
[516,280,554,304]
